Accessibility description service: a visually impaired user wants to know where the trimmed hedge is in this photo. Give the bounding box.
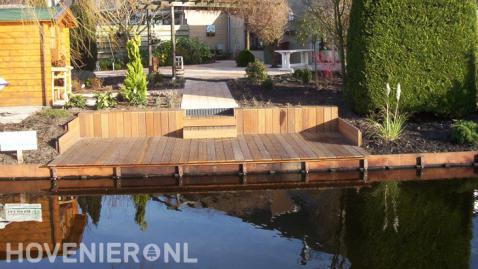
[153,37,212,66]
[236,50,256,67]
[346,0,478,117]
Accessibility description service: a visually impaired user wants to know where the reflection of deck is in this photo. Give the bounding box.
[50,132,367,168]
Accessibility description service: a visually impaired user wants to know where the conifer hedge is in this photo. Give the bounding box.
[345,0,478,117]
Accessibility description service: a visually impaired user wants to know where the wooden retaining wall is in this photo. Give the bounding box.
[235,106,339,134]
[78,110,184,139]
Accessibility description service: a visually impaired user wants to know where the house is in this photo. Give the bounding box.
[96,0,310,66]
[0,5,77,107]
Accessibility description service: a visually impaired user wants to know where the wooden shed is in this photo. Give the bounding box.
[0,6,77,107]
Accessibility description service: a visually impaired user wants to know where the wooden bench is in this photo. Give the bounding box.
[0,131,37,163]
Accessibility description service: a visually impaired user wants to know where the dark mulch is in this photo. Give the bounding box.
[229,76,478,155]
[350,116,478,154]
[0,112,75,164]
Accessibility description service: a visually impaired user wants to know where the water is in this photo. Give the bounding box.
[0,178,477,268]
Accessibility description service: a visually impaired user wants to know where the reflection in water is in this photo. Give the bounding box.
[0,179,475,268]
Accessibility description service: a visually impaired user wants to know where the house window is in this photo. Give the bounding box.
[206,25,216,37]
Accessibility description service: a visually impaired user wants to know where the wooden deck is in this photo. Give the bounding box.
[50,132,367,168]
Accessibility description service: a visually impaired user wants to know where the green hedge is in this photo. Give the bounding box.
[153,37,212,66]
[346,0,478,117]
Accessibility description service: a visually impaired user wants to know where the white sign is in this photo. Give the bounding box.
[0,77,7,91]
[0,204,42,222]
[0,131,37,152]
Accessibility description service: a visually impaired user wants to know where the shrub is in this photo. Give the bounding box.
[148,72,163,84]
[236,50,256,67]
[85,77,103,90]
[299,68,312,84]
[40,108,71,118]
[246,59,268,84]
[367,83,408,141]
[346,0,477,117]
[293,69,304,79]
[153,37,212,66]
[261,76,274,90]
[65,94,87,109]
[95,92,117,109]
[451,120,478,145]
[121,35,148,106]
[98,58,112,71]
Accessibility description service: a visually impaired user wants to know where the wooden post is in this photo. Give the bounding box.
[16,150,23,164]
[239,163,247,176]
[147,8,152,73]
[301,162,309,174]
[175,165,184,178]
[359,159,368,173]
[50,167,58,181]
[171,5,176,80]
[416,156,425,170]
[114,167,122,180]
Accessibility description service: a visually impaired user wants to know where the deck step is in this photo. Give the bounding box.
[183,125,237,139]
[185,108,234,117]
[184,116,236,127]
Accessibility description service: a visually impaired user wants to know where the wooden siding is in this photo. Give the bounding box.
[0,22,71,106]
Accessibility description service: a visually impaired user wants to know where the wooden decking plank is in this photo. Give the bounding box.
[125,137,150,164]
[231,138,245,161]
[179,139,192,163]
[244,135,262,160]
[214,139,226,161]
[258,135,281,161]
[160,137,176,163]
[141,137,161,164]
[77,139,112,165]
[301,132,335,158]
[113,138,139,165]
[266,134,290,160]
[150,137,169,164]
[68,139,103,165]
[252,135,272,161]
[102,138,134,165]
[206,139,216,161]
[288,133,318,159]
[198,140,208,162]
[50,139,88,165]
[188,139,200,162]
[222,139,236,161]
[237,136,253,161]
[134,137,154,164]
[274,134,300,160]
[170,138,186,163]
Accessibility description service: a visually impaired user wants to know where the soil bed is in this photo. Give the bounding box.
[0,110,75,164]
[229,76,478,155]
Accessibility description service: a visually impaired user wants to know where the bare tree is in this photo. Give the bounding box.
[303,0,352,79]
[231,0,289,49]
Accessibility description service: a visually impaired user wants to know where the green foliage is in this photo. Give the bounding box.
[261,76,274,90]
[153,37,213,65]
[65,94,87,109]
[95,92,117,110]
[132,195,150,231]
[121,35,148,106]
[235,50,256,67]
[345,181,473,269]
[39,108,71,118]
[85,77,103,89]
[148,72,163,84]
[451,120,478,145]
[367,83,408,141]
[346,0,478,117]
[246,59,268,84]
[293,68,312,84]
[78,196,102,226]
[98,58,126,71]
